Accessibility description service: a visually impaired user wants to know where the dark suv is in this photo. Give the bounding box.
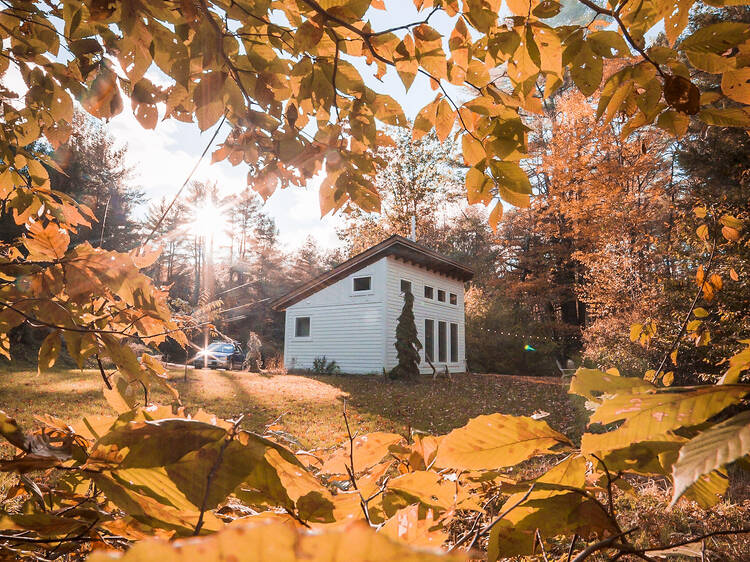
[193,341,244,370]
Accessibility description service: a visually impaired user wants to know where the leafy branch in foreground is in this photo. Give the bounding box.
[0,364,748,560]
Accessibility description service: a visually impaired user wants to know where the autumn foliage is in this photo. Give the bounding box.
[0,0,750,560]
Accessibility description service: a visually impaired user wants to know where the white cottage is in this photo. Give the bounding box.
[272,235,474,374]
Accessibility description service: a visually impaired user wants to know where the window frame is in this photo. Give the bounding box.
[450,323,458,363]
[424,319,434,362]
[438,321,447,363]
[449,293,457,305]
[400,279,412,295]
[352,275,373,294]
[294,316,311,339]
[437,289,446,303]
[424,285,434,300]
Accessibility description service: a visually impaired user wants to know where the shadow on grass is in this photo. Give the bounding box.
[287,372,588,442]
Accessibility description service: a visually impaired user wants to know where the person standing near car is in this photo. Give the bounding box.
[244,332,262,372]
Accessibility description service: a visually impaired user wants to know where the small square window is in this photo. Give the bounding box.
[424,286,434,299]
[437,290,446,302]
[353,276,372,292]
[449,293,457,305]
[400,279,412,294]
[295,317,310,338]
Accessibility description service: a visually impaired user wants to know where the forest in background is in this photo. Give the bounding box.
[5,10,746,383]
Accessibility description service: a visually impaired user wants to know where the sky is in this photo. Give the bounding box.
[105,2,474,253]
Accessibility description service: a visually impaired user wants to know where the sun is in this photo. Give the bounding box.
[190,200,226,239]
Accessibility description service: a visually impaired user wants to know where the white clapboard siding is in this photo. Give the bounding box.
[385,256,466,374]
[283,259,387,374]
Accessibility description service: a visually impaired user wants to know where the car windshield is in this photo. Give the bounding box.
[207,343,235,353]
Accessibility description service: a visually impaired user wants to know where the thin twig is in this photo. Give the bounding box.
[591,454,616,518]
[570,528,638,562]
[567,532,579,562]
[96,355,112,390]
[535,528,549,562]
[466,484,536,551]
[449,493,499,552]
[653,239,717,380]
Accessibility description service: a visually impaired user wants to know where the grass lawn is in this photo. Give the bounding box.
[0,368,586,449]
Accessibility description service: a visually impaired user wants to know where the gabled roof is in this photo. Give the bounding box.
[272,235,474,311]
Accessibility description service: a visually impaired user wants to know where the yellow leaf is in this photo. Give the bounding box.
[88,519,464,562]
[569,367,655,404]
[434,413,570,470]
[24,222,70,261]
[488,201,503,232]
[582,385,749,454]
[434,98,455,142]
[413,96,440,140]
[38,331,61,374]
[380,504,445,547]
[506,0,538,16]
[461,134,486,167]
[722,66,750,103]
[465,166,493,205]
[320,432,404,474]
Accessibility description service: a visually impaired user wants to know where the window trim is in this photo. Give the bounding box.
[352,275,373,294]
[437,289,446,303]
[424,319,434,363]
[450,323,458,363]
[400,279,412,295]
[294,316,312,339]
[438,321,447,363]
[449,293,458,305]
[424,285,434,300]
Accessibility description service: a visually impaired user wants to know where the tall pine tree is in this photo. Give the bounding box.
[390,289,422,380]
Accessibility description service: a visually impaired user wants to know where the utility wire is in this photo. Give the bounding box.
[215,281,253,295]
[141,115,228,249]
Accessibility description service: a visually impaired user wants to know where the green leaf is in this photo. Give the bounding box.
[570,43,603,96]
[698,106,750,127]
[488,160,532,195]
[434,413,570,470]
[672,410,750,504]
[656,109,690,137]
[588,31,630,59]
[686,50,736,73]
[678,22,750,54]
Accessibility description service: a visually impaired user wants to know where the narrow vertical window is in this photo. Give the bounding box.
[424,319,434,362]
[449,293,457,305]
[438,321,447,362]
[424,286,434,299]
[450,323,458,363]
[437,289,446,302]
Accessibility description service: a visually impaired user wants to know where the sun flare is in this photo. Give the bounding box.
[190,200,226,239]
